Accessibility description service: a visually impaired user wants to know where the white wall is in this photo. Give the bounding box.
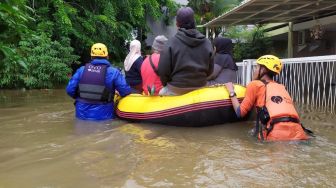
[145,16,178,47]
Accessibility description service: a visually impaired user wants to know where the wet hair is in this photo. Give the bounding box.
[260,65,276,79]
[176,7,195,29]
[266,71,276,79]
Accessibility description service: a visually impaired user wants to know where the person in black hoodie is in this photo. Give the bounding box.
[158,7,214,95]
[207,37,238,85]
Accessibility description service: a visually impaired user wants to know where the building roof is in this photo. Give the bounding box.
[203,0,336,27]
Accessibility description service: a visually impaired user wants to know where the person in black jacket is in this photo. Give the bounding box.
[207,37,238,85]
[158,7,213,95]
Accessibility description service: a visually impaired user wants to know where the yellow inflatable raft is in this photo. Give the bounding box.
[116,85,246,126]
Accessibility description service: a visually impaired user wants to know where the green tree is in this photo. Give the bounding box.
[1,0,177,89]
[19,34,78,89]
[26,0,174,63]
[0,0,34,88]
[0,0,33,66]
[188,0,271,61]
[188,0,243,25]
[226,26,273,61]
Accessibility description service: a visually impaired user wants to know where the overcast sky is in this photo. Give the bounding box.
[174,0,188,5]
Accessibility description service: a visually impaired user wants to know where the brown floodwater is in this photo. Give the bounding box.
[0,89,335,187]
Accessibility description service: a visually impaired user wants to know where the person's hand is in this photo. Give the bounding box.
[225,82,234,93]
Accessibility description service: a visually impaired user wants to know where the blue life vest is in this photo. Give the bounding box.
[78,63,112,103]
[66,58,131,120]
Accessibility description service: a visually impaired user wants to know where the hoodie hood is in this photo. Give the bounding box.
[175,28,206,47]
[214,37,233,55]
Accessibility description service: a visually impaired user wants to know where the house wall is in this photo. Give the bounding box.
[267,29,336,58]
[293,30,336,58]
[266,15,336,58]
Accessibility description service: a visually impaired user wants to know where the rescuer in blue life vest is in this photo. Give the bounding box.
[66,43,131,120]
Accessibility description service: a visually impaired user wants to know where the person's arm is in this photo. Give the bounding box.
[113,69,131,97]
[207,64,222,80]
[225,82,241,116]
[158,45,172,86]
[225,82,257,118]
[66,66,84,99]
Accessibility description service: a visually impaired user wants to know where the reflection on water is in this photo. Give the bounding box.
[0,89,335,187]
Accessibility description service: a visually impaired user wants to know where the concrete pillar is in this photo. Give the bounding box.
[288,22,294,58]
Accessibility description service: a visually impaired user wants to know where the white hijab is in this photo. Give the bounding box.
[124,40,141,71]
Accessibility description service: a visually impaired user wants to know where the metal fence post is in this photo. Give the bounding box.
[246,59,253,85]
[236,55,335,113]
[242,60,246,86]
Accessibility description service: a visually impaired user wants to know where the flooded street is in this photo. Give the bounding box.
[0,89,335,187]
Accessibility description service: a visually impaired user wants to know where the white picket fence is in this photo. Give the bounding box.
[236,55,336,113]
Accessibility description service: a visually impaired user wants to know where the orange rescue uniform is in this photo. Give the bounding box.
[239,80,308,141]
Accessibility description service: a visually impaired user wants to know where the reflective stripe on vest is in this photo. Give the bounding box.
[78,63,111,102]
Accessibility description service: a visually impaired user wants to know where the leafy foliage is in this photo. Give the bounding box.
[225,26,273,61]
[0,0,177,89]
[188,1,272,61]
[19,34,78,89]
[0,0,33,66]
[160,0,179,25]
[188,0,243,25]
[0,52,26,88]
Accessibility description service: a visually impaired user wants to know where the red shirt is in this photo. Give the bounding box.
[141,53,163,95]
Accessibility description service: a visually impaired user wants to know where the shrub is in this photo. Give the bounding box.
[18,34,79,89]
[225,26,273,61]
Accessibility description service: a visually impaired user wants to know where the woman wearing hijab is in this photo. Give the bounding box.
[124,40,143,93]
[141,35,168,95]
[207,37,238,85]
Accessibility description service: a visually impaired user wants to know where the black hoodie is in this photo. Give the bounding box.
[158,28,213,88]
